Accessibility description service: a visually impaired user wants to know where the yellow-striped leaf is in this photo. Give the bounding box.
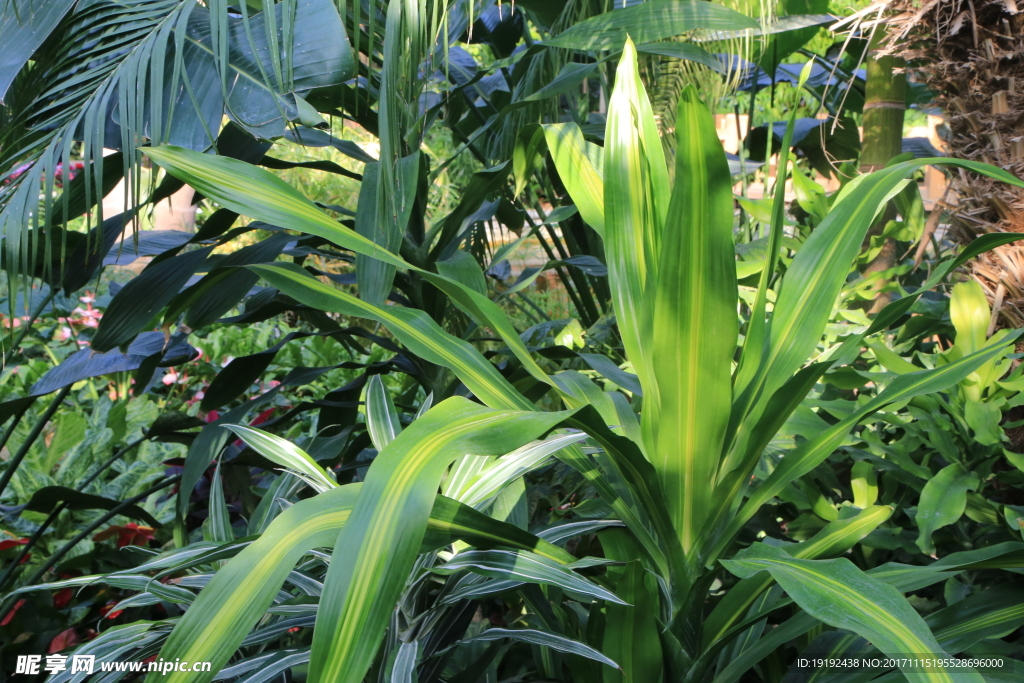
[722,544,982,683]
[649,83,736,553]
[308,398,575,683]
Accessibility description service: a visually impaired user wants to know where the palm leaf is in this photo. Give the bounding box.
[0,0,353,301]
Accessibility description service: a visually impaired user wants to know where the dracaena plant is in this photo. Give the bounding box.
[17,39,1024,683]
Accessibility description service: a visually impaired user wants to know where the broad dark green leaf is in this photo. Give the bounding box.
[91,246,212,352]
[916,463,979,555]
[703,505,893,648]
[546,0,758,51]
[24,486,161,527]
[0,0,76,101]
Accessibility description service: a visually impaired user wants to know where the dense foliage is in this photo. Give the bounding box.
[2,1,1024,682]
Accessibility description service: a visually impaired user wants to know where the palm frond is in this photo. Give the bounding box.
[0,0,353,304]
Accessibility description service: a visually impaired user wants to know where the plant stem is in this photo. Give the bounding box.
[24,475,181,585]
[0,385,72,502]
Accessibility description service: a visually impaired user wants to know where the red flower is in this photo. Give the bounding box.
[250,408,278,427]
[53,588,74,609]
[0,537,28,552]
[93,523,156,548]
[99,600,124,620]
[0,599,25,626]
[49,628,80,653]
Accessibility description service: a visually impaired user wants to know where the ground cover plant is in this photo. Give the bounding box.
[3,0,1024,682]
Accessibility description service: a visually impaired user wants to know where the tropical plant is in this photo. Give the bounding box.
[9,34,1024,682]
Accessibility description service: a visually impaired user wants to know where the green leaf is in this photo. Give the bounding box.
[436,250,487,298]
[365,374,402,451]
[728,158,1024,471]
[602,38,668,433]
[248,263,531,411]
[711,613,818,683]
[204,462,233,544]
[226,425,338,492]
[950,280,990,356]
[144,146,554,390]
[24,486,161,527]
[546,0,758,51]
[391,641,418,683]
[722,544,981,683]
[649,82,737,553]
[453,432,589,508]
[601,559,663,683]
[0,0,76,101]
[91,246,212,352]
[516,123,605,235]
[703,505,893,648]
[458,628,619,670]
[916,463,979,555]
[713,330,1024,560]
[150,484,566,682]
[434,549,623,604]
[635,41,723,70]
[308,398,575,683]
[927,582,1024,652]
[851,461,879,509]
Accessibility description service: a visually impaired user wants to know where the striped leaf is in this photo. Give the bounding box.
[703,505,894,648]
[248,263,532,411]
[515,123,605,235]
[723,544,981,683]
[365,374,402,451]
[435,549,621,603]
[649,83,737,553]
[226,425,337,492]
[458,628,620,670]
[151,485,362,682]
[602,38,668,414]
[453,433,589,508]
[149,483,569,682]
[144,146,554,388]
[308,398,574,683]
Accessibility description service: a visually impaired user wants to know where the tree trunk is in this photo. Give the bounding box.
[860,29,907,314]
